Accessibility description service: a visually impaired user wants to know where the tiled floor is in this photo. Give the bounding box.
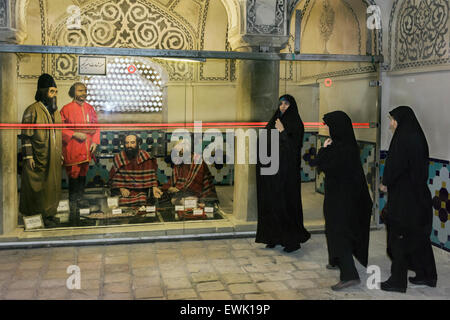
[0,229,448,300]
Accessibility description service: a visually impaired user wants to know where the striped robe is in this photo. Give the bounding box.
[109,149,158,206]
[164,160,217,199]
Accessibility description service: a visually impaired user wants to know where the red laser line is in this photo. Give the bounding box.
[0,122,370,129]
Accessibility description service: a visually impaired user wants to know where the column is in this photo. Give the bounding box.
[229,0,289,223]
[0,0,20,235]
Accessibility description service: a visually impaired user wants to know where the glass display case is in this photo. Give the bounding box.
[0,46,382,244]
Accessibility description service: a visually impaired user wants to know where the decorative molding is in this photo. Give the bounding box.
[299,65,376,82]
[319,0,335,54]
[48,0,195,81]
[198,0,228,81]
[247,0,285,35]
[16,0,45,79]
[0,0,7,27]
[280,34,294,81]
[389,0,449,72]
[342,0,362,55]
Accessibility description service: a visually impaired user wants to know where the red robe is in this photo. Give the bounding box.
[60,101,100,166]
[109,150,158,206]
[163,159,217,199]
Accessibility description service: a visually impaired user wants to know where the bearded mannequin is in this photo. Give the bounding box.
[20,74,62,227]
[109,134,161,206]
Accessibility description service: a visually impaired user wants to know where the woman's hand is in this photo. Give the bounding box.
[275,119,285,132]
[379,183,387,193]
[324,138,333,148]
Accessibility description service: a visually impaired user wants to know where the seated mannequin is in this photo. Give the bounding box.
[109,134,163,206]
[162,140,217,207]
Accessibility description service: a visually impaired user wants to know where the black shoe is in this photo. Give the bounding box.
[300,232,311,244]
[266,244,276,248]
[43,218,57,228]
[380,281,406,293]
[283,244,300,253]
[408,276,437,288]
[326,264,339,270]
[331,279,361,291]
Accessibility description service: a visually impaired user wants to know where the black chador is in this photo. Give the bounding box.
[380,106,437,293]
[256,94,311,253]
[310,111,372,290]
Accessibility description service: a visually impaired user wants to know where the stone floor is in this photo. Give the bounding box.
[0,229,448,300]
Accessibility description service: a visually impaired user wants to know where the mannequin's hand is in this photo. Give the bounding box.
[379,183,387,193]
[90,143,97,154]
[73,132,87,142]
[168,187,180,194]
[120,188,130,198]
[27,158,35,170]
[153,187,163,199]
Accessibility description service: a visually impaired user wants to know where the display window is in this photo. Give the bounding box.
[0,0,382,243]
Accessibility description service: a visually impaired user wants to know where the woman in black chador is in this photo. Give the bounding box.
[256,94,311,253]
[310,111,372,291]
[379,106,437,293]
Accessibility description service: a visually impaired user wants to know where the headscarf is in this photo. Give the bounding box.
[266,94,302,131]
[265,94,304,167]
[322,111,361,181]
[388,106,429,158]
[386,106,429,185]
[323,111,358,147]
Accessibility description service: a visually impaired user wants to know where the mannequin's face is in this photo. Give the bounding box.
[48,87,58,98]
[279,100,290,113]
[74,84,87,104]
[125,135,138,150]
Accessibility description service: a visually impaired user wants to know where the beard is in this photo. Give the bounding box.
[125,147,139,159]
[75,95,87,103]
[43,95,58,113]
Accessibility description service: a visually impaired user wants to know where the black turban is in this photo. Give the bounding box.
[37,73,57,90]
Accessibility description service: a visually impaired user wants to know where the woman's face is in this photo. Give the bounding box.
[389,116,398,133]
[279,100,290,113]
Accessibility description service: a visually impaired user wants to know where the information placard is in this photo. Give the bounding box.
[204,207,214,213]
[79,208,90,215]
[79,56,107,75]
[193,209,203,216]
[57,200,70,212]
[112,208,123,215]
[107,197,119,208]
[23,215,44,230]
[184,199,197,209]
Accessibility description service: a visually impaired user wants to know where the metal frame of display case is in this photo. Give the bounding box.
[0,44,383,247]
[0,44,383,63]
